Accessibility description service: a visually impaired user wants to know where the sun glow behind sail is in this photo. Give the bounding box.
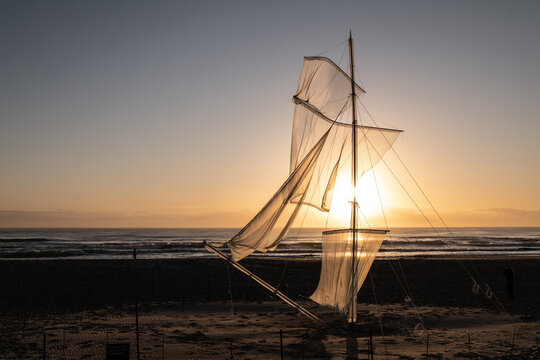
[327,168,390,227]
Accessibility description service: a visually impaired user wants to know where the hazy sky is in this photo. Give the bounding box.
[1,0,539,227]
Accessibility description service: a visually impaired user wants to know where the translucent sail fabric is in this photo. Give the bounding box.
[290,56,402,211]
[225,56,401,261]
[296,56,365,120]
[226,131,330,261]
[290,100,401,211]
[310,229,388,312]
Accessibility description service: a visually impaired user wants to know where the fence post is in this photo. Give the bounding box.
[467,332,472,360]
[42,332,46,360]
[425,334,429,360]
[369,330,374,360]
[16,277,21,317]
[280,329,284,360]
[162,332,165,360]
[135,303,140,360]
[510,328,516,355]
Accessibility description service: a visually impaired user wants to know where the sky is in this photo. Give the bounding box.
[1,0,539,227]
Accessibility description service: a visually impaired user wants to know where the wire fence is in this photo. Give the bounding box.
[2,301,317,360]
[2,301,539,360]
[1,258,539,359]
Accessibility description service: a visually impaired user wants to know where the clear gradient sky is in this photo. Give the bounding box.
[1,0,539,227]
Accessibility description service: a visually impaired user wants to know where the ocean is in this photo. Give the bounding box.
[0,227,539,260]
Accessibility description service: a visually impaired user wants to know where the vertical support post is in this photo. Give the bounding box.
[468,332,472,360]
[348,30,359,324]
[367,335,370,360]
[16,276,21,317]
[162,332,165,360]
[63,329,66,358]
[510,328,516,355]
[42,332,46,360]
[280,329,284,360]
[135,303,140,360]
[425,334,429,359]
[369,330,374,360]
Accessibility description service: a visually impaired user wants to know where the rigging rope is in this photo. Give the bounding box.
[356,97,506,312]
[316,39,348,57]
[369,272,390,360]
[356,101,428,333]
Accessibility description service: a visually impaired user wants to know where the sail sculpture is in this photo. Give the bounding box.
[212,37,403,322]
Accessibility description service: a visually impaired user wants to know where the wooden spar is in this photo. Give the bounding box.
[348,31,359,323]
[204,241,326,327]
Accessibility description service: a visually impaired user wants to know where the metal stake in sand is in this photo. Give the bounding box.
[135,303,140,360]
[510,328,516,356]
[63,329,66,358]
[280,329,284,360]
[467,332,472,359]
[369,330,374,360]
[162,332,165,360]
[16,276,21,317]
[42,332,46,360]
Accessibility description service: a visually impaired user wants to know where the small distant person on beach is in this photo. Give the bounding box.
[503,267,514,300]
[133,247,137,260]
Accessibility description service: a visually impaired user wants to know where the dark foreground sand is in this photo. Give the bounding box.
[0,258,538,359]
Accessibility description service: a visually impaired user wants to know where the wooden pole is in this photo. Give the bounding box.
[204,242,326,326]
[510,328,516,355]
[468,332,472,360]
[162,332,165,360]
[135,303,140,360]
[425,334,429,359]
[367,335,370,360]
[42,332,46,360]
[280,329,284,360]
[16,276,21,317]
[63,329,66,358]
[348,30,359,324]
[369,330,374,360]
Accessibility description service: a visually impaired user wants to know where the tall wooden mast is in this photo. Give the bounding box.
[348,31,359,323]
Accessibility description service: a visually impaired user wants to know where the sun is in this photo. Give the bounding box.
[328,170,387,227]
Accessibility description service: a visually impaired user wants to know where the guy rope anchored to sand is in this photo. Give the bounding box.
[204,32,505,326]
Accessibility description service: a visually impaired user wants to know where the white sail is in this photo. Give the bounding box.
[310,229,387,312]
[295,56,365,120]
[225,53,402,318]
[290,99,401,211]
[226,131,329,261]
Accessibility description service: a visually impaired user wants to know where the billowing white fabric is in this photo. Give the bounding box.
[296,56,365,120]
[310,229,387,312]
[290,101,401,211]
[225,56,401,264]
[227,131,329,261]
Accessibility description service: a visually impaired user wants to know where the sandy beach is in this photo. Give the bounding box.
[1,258,538,359]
